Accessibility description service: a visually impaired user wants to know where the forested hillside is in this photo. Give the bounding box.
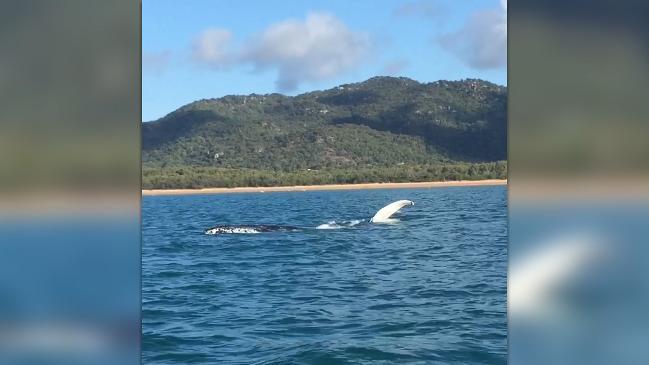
[142,76,506,188]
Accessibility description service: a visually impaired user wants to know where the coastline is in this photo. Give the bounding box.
[142,179,507,196]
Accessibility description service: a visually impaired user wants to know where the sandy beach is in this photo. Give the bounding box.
[142,179,507,196]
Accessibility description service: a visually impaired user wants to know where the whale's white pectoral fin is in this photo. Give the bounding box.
[370,200,414,223]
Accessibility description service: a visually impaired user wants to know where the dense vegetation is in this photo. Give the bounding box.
[143,162,506,189]
[143,77,506,188]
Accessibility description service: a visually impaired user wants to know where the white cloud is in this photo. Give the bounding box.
[243,12,372,91]
[192,28,234,69]
[191,12,372,91]
[438,0,506,70]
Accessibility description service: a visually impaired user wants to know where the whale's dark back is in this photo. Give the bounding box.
[204,224,301,235]
[248,225,300,232]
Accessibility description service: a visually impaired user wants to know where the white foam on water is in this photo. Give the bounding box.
[316,219,365,230]
[316,221,343,230]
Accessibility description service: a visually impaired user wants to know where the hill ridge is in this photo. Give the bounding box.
[143,76,506,172]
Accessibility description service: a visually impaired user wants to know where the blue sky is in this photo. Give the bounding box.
[143,0,507,121]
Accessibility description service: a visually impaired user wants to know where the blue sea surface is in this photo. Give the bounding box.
[142,186,507,364]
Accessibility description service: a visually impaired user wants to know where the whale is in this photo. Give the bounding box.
[205,200,414,235]
[204,225,301,235]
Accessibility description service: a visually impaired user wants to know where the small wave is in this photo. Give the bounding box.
[316,219,365,230]
[316,221,342,230]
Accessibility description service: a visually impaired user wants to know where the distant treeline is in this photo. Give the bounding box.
[142,161,507,189]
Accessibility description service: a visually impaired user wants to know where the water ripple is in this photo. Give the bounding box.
[143,186,507,364]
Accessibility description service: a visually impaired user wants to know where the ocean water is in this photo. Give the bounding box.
[142,186,507,364]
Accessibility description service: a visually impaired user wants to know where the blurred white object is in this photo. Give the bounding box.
[509,233,603,319]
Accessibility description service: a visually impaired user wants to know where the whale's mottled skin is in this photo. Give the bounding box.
[204,225,300,235]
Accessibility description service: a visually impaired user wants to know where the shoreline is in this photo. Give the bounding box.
[142,179,507,196]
